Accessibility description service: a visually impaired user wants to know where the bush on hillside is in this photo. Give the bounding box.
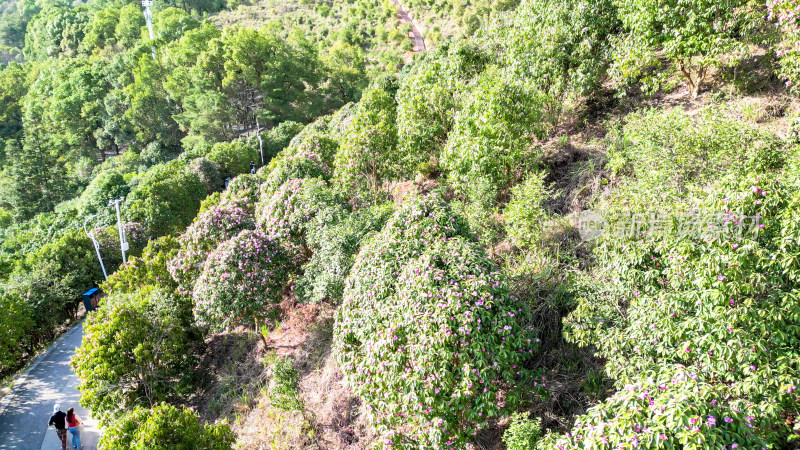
[125,161,207,237]
[604,107,784,211]
[169,200,256,295]
[192,229,291,330]
[72,288,201,419]
[396,43,490,171]
[769,0,800,91]
[261,120,306,162]
[442,66,549,199]
[256,177,345,252]
[504,172,549,248]
[220,173,261,211]
[98,403,234,450]
[334,194,537,447]
[103,236,182,296]
[206,140,259,178]
[540,366,770,449]
[259,135,335,197]
[491,0,618,101]
[296,202,393,303]
[333,82,399,203]
[565,174,800,444]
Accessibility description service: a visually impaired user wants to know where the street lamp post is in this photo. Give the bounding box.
[108,197,129,264]
[142,0,156,59]
[83,214,108,281]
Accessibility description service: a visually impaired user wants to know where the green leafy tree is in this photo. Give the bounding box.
[23,5,87,61]
[98,404,234,450]
[612,0,763,97]
[72,288,201,419]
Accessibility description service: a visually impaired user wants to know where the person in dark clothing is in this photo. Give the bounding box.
[48,403,67,450]
[250,160,256,174]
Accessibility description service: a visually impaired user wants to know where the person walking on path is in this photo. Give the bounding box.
[48,404,68,450]
[250,160,256,174]
[66,408,83,450]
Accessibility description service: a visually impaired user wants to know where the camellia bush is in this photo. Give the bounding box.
[769,0,800,91]
[98,403,234,450]
[255,177,345,257]
[540,366,770,449]
[564,174,800,444]
[334,193,537,447]
[72,288,201,419]
[192,229,291,330]
[259,139,334,198]
[169,200,256,295]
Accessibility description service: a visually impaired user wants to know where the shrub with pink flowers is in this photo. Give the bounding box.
[169,201,256,295]
[565,173,800,444]
[255,177,345,254]
[769,0,800,92]
[192,229,290,330]
[334,193,537,448]
[538,366,769,449]
[259,132,337,196]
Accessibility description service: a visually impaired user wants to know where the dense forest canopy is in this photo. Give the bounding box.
[2,0,800,448]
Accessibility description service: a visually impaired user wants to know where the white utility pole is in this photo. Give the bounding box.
[142,0,156,59]
[256,116,264,165]
[109,197,129,264]
[83,214,108,281]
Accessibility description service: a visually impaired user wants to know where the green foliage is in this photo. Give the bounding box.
[442,66,549,199]
[103,236,182,296]
[296,202,393,303]
[192,229,291,331]
[504,172,549,248]
[604,107,784,209]
[334,193,537,447]
[396,43,489,172]
[565,174,800,444]
[491,0,618,101]
[186,157,223,194]
[72,288,201,419]
[503,412,541,450]
[125,161,206,237]
[611,0,762,97]
[0,289,34,375]
[269,358,303,411]
[259,132,335,196]
[98,403,234,450]
[206,139,259,178]
[23,6,87,61]
[333,81,399,203]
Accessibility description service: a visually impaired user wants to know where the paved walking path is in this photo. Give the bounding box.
[0,323,100,450]
[390,0,426,52]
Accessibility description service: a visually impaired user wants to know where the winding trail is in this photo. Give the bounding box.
[0,323,100,450]
[390,0,426,53]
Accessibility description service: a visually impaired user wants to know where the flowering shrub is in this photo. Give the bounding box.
[333,82,399,203]
[192,229,290,330]
[72,288,200,419]
[259,134,335,197]
[220,173,261,211]
[540,366,769,449]
[98,403,234,450]
[769,0,800,91]
[255,177,345,253]
[334,193,537,447]
[169,201,256,295]
[565,174,800,444]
